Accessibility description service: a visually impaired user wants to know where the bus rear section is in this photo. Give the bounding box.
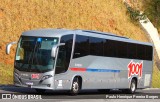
[54,33,153,94]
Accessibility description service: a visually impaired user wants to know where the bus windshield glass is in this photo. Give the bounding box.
[15,36,59,73]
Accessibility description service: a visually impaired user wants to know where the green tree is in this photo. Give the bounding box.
[144,0,160,27]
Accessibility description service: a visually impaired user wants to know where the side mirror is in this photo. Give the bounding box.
[51,43,65,58]
[6,42,17,55]
[51,45,58,58]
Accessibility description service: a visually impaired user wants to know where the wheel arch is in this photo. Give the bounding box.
[70,75,83,90]
[130,77,138,88]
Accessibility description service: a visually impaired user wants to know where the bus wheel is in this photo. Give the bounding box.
[35,89,46,94]
[70,77,80,95]
[127,79,137,94]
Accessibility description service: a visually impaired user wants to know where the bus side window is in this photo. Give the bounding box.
[128,43,137,59]
[104,40,117,57]
[55,34,73,74]
[73,35,89,58]
[137,44,145,60]
[145,46,153,60]
[89,37,104,56]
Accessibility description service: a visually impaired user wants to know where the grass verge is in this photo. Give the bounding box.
[0,63,13,84]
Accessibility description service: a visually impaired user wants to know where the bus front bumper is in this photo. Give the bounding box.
[14,75,55,90]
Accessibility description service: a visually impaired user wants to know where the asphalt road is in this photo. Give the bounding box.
[0,85,160,101]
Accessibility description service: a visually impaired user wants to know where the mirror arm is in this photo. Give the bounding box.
[58,43,65,46]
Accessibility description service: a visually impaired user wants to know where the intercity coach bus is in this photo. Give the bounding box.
[6,29,153,95]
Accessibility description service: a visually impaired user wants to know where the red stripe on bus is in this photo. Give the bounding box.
[70,68,86,71]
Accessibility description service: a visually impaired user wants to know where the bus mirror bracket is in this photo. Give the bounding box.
[51,43,65,58]
[6,42,17,55]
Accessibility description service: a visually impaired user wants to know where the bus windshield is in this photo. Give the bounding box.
[15,36,59,73]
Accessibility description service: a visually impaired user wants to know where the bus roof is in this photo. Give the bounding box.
[22,28,152,46]
[22,28,71,37]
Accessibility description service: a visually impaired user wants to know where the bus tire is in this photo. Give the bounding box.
[70,77,80,95]
[35,89,46,94]
[127,79,137,94]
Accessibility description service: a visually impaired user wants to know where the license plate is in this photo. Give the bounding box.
[26,82,33,85]
[31,74,40,79]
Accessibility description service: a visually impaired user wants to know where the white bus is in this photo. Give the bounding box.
[6,29,153,95]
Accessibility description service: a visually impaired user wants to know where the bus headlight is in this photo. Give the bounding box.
[40,75,52,83]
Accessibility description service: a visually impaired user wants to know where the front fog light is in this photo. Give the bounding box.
[47,84,51,87]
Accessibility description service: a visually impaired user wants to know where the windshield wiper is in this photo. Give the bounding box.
[29,40,42,73]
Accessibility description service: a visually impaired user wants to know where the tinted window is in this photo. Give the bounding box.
[73,35,152,61]
[104,40,127,58]
[128,43,137,59]
[104,40,117,57]
[103,40,108,56]
[117,41,127,58]
[55,34,73,74]
[145,46,153,60]
[137,44,145,59]
[89,37,104,56]
[73,35,89,58]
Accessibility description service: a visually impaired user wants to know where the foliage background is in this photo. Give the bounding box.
[0,0,159,87]
[127,0,160,33]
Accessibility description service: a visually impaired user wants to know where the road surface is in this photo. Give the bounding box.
[0,85,160,102]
